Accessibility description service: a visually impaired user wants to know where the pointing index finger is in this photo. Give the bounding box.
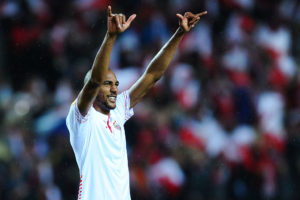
[108,5,113,17]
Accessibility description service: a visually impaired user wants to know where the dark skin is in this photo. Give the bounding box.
[77,6,136,115]
[94,70,119,114]
[129,10,207,108]
[77,6,207,116]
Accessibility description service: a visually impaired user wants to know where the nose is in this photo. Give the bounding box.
[110,85,118,93]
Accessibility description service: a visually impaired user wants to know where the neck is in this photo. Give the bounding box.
[93,103,110,115]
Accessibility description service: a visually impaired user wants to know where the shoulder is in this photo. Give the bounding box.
[67,99,94,126]
[113,90,134,123]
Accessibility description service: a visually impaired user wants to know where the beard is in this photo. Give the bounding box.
[102,100,116,110]
[95,95,116,113]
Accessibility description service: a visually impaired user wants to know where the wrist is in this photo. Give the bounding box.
[176,27,186,36]
[106,32,118,39]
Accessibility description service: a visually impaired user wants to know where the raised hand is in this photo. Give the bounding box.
[107,6,136,35]
[176,11,207,32]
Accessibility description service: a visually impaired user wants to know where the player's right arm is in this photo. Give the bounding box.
[77,6,136,116]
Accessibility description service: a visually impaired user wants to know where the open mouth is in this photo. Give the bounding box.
[108,96,117,103]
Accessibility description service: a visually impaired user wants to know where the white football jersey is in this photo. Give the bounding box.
[66,91,134,200]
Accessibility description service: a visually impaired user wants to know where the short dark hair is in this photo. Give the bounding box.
[84,69,115,85]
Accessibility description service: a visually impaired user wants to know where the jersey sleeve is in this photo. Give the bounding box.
[115,90,134,125]
[66,99,92,164]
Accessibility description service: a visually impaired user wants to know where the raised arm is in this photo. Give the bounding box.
[77,6,136,115]
[129,11,207,108]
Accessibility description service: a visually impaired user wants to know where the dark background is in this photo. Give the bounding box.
[1,0,300,199]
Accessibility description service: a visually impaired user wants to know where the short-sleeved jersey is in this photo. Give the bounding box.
[66,91,134,200]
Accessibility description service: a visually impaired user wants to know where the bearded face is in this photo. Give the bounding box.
[94,70,119,114]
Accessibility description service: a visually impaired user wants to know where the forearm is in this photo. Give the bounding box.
[90,32,117,83]
[146,27,185,79]
[129,11,206,108]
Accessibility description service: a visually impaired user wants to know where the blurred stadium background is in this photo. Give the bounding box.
[1,0,300,199]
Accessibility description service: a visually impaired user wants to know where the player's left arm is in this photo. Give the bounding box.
[128,11,207,108]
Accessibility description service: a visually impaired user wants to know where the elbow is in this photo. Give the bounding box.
[147,71,163,84]
[146,68,164,82]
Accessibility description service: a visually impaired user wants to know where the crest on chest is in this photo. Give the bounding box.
[112,120,121,131]
[102,114,122,134]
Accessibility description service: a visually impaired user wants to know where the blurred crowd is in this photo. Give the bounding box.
[1,0,300,199]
